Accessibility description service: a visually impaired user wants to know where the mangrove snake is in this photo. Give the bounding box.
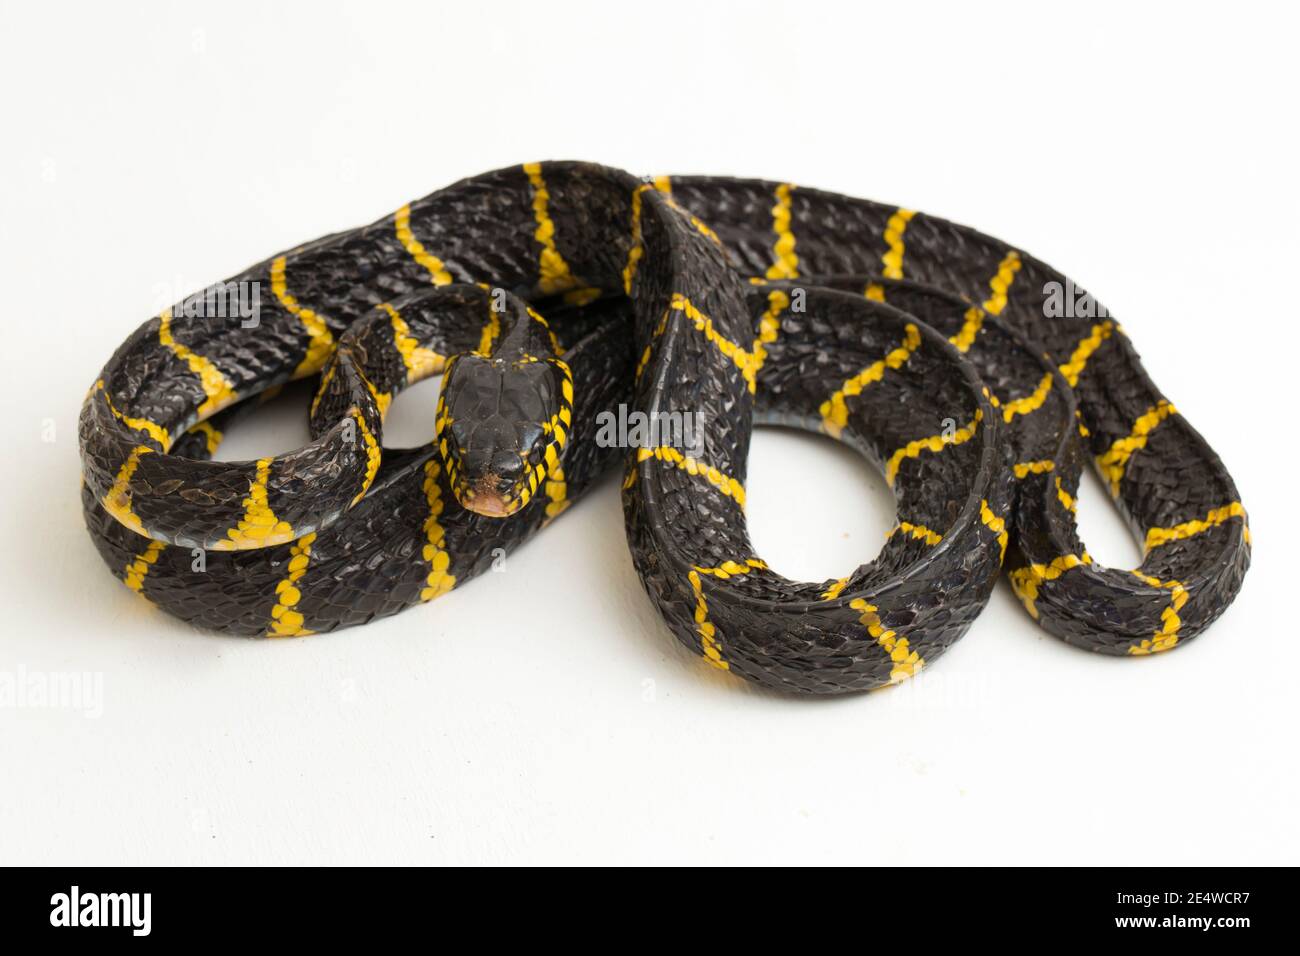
[79,162,1251,694]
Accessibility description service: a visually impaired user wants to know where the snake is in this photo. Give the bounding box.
[78,162,1251,694]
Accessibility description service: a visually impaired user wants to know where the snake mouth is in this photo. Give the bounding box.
[457,477,524,518]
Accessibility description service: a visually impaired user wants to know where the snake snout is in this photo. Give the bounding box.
[451,439,531,518]
[465,482,512,518]
[461,468,522,518]
[487,449,525,484]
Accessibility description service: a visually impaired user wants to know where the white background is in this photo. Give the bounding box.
[1,1,1296,865]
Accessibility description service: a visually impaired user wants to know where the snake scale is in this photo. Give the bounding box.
[79,162,1251,694]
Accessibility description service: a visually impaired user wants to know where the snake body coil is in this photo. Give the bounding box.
[79,162,1250,694]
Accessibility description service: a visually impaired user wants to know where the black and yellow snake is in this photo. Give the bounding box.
[79,162,1251,694]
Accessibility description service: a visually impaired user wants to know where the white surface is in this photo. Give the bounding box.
[1,0,1296,866]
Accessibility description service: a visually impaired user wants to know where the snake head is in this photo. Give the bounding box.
[436,352,573,518]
